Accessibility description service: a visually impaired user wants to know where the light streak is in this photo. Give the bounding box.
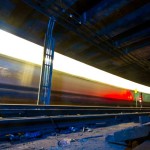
[0,29,150,94]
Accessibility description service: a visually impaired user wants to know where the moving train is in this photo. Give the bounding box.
[0,54,150,107]
[0,29,150,107]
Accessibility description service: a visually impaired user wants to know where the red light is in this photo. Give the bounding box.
[139,95,142,103]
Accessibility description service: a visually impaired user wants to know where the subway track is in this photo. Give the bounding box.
[0,104,150,138]
[0,104,150,117]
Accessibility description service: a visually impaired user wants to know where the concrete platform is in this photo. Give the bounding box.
[106,122,150,142]
[133,140,150,150]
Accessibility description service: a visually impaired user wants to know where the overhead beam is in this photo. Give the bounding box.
[97,3,150,36]
[114,28,150,47]
[22,0,150,73]
[111,20,150,40]
[86,0,130,23]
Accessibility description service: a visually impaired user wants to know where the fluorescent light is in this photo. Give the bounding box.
[0,29,150,94]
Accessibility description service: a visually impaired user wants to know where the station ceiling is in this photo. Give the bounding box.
[0,0,150,86]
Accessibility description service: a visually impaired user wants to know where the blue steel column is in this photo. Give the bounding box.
[37,17,55,105]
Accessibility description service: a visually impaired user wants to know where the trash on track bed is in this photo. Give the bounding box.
[0,122,139,150]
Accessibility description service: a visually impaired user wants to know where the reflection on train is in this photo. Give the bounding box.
[0,55,150,106]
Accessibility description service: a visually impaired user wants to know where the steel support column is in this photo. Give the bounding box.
[37,17,55,105]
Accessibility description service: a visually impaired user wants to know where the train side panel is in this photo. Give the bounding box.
[0,55,40,87]
[0,55,150,106]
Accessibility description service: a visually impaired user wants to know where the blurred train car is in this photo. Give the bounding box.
[0,54,150,106]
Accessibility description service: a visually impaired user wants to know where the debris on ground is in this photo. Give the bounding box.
[22,131,42,139]
[0,122,140,150]
[7,134,20,141]
[82,127,93,132]
[6,131,42,141]
[69,126,79,132]
[58,138,74,147]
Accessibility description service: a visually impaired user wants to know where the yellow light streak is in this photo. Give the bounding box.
[0,29,150,94]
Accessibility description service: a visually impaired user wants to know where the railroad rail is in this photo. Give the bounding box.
[0,104,150,117]
[0,105,150,138]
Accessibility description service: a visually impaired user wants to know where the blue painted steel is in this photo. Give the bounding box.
[81,12,87,24]
[37,17,55,105]
[125,41,150,54]
[63,0,78,7]
[87,0,116,20]
[22,0,113,54]
[97,3,150,35]
[86,0,129,22]
[115,28,150,46]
